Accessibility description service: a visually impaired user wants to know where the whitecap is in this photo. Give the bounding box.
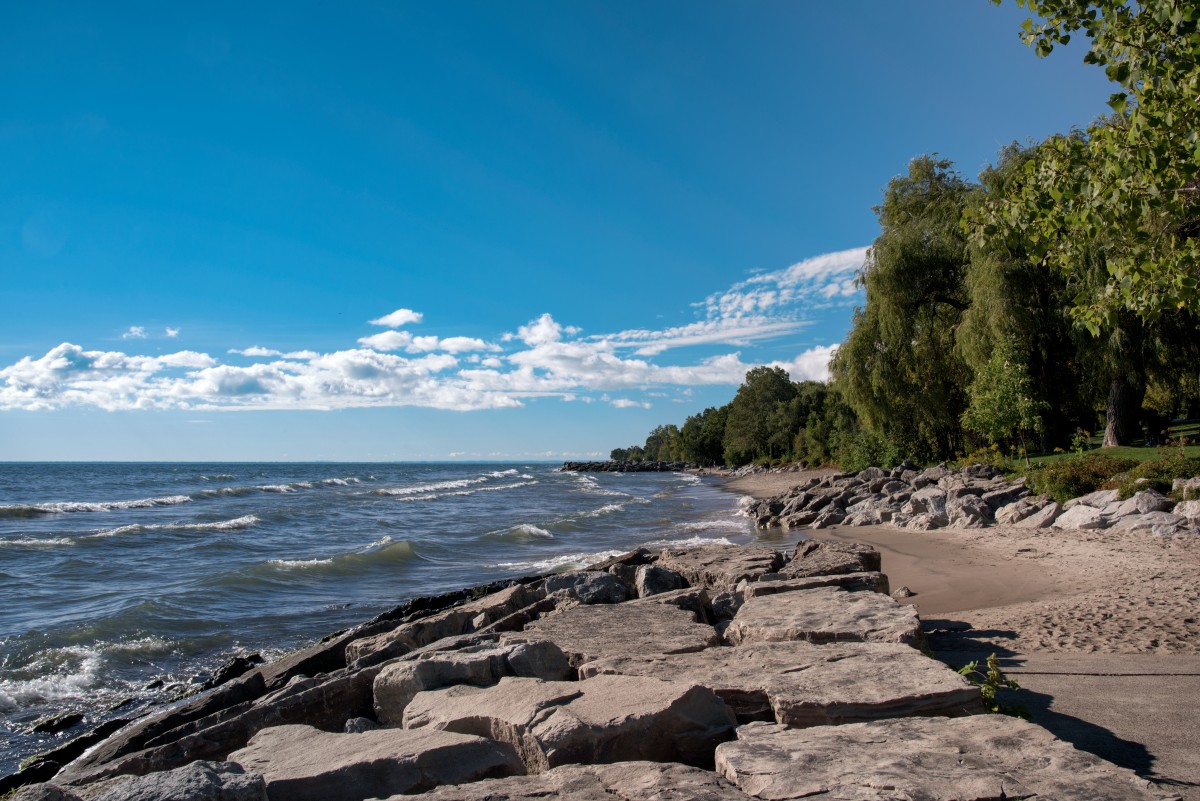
[487,469,519,478]
[372,477,488,496]
[0,646,103,713]
[396,480,538,502]
[90,515,260,538]
[645,535,736,548]
[0,495,193,517]
[0,536,74,548]
[490,549,626,575]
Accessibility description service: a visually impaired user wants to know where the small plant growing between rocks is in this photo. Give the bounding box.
[957,653,1028,718]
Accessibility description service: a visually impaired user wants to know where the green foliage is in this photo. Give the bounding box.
[985,0,1200,327]
[1102,455,1200,499]
[1026,452,1140,504]
[835,429,902,473]
[831,156,975,462]
[957,653,1028,717]
[723,367,799,465]
[961,340,1048,464]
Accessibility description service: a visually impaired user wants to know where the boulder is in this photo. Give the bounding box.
[31,712,84,735]
[398,760,754,801]
[656,545,784,590]
[723,586,925,649]
[1053,504,1109,530]
[744,572,890,599]
[373,639,571,725]
[1109,511,1186,532]
[715,717,1174,801]
[85,761,265,801]
[778,540,880,579]
[11,786,83,801]
[513,601,719,669]
[995,495,1059,526]
[579,641,980,726]
[634,565,685,597]
[402,674,736,773]
[1174,499,1200,526]
[902,512,948,530]
[1065,488,1120,509]
[543,571,628,604]
[1104,490,1174,520]
[856,467,887,482]
[809,508,846,529]
[345,584,546,667]
[907,486,947,515]
[946,494,994,528]
[980,482,1030,510]
[227,724,523,801]
[842,508,889,526]
[1172,477,1200,500]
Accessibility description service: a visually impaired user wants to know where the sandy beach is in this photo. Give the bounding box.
[722,470,1200,797]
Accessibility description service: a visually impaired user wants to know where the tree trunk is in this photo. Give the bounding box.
[1103,377,1128,447]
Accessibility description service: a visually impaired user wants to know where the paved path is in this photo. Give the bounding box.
[936,650,1200,800]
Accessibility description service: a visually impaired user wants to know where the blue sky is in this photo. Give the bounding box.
[1,2,1115,460]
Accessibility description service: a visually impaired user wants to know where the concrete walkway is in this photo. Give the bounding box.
[935,650,1200,800]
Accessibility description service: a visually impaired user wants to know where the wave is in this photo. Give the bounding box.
[671,519,752,533]
[490,549,627,575]
[196,486,255,498]
[319,477,361,486]
[0,645,103,713]
[647,535,736,549]
[392,480,538,503]
[0,536,74,548]
[264,537,417,575]
[486,523,555,542]
[372,476,490,496]
[486,469,519,478]
[199,474,236,481]
[0,495,192,518]
[91,515,261,538]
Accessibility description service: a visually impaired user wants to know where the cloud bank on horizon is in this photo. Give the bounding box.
[0,247,866,413]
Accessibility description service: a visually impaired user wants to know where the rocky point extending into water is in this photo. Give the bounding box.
[3,534,1177,801]
[561,460,692,472]
[748,461,1200,537]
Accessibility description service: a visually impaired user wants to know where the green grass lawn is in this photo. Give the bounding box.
[1025,443,1200,469]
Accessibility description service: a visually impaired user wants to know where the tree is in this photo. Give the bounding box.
[831,156,976,461]
[962,340,1048,464]
[681,405,729,466]
[609,447,629,461]
[986,0,1200,328]
[723,367,797,465]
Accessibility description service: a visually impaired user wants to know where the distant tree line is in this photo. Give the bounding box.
[614,2,1200,470]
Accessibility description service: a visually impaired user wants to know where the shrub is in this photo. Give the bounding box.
[1026,453,1139,505]
[1102,455,1200,499]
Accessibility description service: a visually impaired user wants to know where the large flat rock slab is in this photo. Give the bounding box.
[724,586,924,649]
[389,761,754,800]
[656,545,785,590]
[403,674,736,773]
[373,639,570,725]
[512,602,719,668]
[227,724,524,801]
[578,641,980,726]
[777,540,880,579]
[715,717,1176,801]
[743,572,889,599]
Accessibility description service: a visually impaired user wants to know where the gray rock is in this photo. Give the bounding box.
[543,571,628,604]
[710,591,744,623]
[809,508,845,528]
[373,639,570,725]
[946,494,994,528]
[779,540,880,579]
[403,674,736,773]
[87,761,265,801]
[842,509,889,526]
[1174,499,1200,525]
[980,482,1030,510]
[856,467,887,482]
[1053,504,1109,530]
[902,511,949,530]
[399,760,754,801]
[343,717,377,733]
[715,717,1174,801]
[346,583,546,666]
[655,545,784,590]
[579,641,980,726]
[723,586,925,649]
[227,724,523,801]
[891,585,914,599]
[513,601,719,669]
[1105,489,1175,519]
[1109,511,1186,532]
[635,565,685,597]
[1065,488,1120,509]
[1172,476,1200,500]
[745,572,890,599]
[907,486,947,515]
[12,786,83,801]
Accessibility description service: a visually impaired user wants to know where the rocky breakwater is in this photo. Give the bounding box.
[749,461,1200,537]
[7,541,1176,801]
[561,460,691,472]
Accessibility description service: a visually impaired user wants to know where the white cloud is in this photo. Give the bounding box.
[369,308,423,327]
[122,326,148,339]
[165,327,180,338]
[0,248,864,413]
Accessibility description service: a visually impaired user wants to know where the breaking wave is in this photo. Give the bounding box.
[91,515,261,538]
[0,495,192,518]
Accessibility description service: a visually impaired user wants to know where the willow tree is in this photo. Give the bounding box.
[831,156,975,461]
[987,0,1200,328]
